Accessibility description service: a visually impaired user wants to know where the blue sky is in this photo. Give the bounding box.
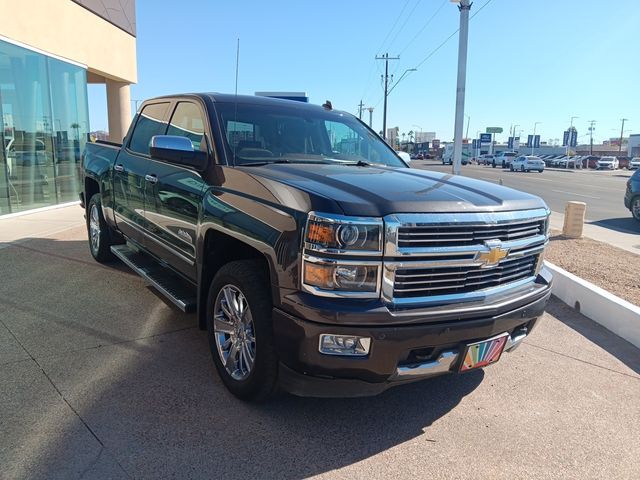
[88,0,640,144]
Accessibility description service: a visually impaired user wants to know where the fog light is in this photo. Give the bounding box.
[319,334,371,356]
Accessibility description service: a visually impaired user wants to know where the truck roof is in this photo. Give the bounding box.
[146,92,336,113]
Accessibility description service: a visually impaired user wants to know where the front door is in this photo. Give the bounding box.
[143,101,208,280]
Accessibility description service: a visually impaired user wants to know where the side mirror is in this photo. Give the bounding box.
[397,151,411,165]
[149,135,208,170]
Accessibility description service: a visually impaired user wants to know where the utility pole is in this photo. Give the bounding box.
[367,107,374,128]
[619,118,628,152]
[376,53,400,141]
[451,0,472,175]
[567,116,578,157]
[465,115,470,140]
[588,120,596,155]
[357,100,365,120]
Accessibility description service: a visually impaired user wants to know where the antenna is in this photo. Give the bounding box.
[234,38,240,97]
[232,38,240,166]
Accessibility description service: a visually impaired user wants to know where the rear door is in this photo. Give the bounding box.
[113,102,170,244]
[143,100,209,280]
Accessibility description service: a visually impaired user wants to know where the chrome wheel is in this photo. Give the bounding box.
[213,285,256,381]
[632,198,640,221]
[89,204,100,253]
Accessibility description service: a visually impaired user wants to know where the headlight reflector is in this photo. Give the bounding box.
[305,213,382,253]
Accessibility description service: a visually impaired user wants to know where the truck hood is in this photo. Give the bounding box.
[242,163,547,217]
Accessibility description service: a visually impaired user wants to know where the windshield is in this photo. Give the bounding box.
[215,102,406,168]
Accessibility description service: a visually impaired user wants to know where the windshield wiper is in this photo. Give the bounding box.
[342,160,371,167]
[239,159,291,167]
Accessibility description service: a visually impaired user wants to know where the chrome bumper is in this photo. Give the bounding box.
[391,329,528,381]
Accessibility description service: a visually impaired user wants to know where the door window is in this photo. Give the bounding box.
[128,102,169,155]
[167,102,206,151]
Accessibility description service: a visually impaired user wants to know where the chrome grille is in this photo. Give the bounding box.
[393,253,538,298]
[397,219,545,248]
[383,208,549,306]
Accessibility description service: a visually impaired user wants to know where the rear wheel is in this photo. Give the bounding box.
[520,165,525,172]
[632,197,640,222]
[86,194,116,263]
[510,164,514,171]
[206,260,278,402]
[538,169,544,173]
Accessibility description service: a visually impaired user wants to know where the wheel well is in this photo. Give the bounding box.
[85,178,100,209]
[198,230,271,329]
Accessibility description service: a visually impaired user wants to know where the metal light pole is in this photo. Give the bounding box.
[512,124,519,151]
[588,120,596,155]
[451,0,472,175]
[619,118,628,152]
[531,122,541,155]
[367,107,374,128]
[465,115,470,140]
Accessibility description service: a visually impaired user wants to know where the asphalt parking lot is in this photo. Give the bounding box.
[1,212,640,479]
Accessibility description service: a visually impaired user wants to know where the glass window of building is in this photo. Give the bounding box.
[0,39,89,215]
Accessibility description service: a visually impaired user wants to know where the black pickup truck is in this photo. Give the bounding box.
[81,93,552,401]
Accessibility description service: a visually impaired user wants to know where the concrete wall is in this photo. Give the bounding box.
[0,0,136,83]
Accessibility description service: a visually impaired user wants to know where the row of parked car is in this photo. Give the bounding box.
[476,152,640,170]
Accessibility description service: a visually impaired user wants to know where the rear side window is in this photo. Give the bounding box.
[128,102,169,155]
[167,102,207,151]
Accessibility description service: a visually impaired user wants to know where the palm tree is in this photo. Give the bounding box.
[402,132,406,143]
[408,130,414,143]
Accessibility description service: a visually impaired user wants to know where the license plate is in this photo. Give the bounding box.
[459,332,509,372]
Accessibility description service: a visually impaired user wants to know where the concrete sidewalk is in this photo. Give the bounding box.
[0,203,85,248]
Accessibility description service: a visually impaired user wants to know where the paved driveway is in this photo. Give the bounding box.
[1,219,639,479]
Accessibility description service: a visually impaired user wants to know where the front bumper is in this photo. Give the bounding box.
[274,280,552,397]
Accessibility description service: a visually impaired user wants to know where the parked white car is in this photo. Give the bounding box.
[597,156,619,170]
[495,151,518,168]
[629,157,640,170]
[510,155,545,172]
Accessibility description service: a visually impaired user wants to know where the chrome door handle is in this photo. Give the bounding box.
[145,174,158,184]
[114,164,124,172]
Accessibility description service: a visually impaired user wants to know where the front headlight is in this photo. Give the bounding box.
[302,212,383,297]
[305,212,383,254]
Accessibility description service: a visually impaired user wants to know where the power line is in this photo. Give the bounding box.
[412,0,495,70]
[398,0,448,56]
[375,0,412,55]
[386,0,425,53]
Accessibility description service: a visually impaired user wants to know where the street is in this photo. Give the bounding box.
[416,161,637,233]
[1,211,639,479]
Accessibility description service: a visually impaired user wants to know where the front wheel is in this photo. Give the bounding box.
[86,194,116,263]
[206,260,278,401]
[538,169,544,173]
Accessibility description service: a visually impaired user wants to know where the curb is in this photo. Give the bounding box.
[545,261,640,349]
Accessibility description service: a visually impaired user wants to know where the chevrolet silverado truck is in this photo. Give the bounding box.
[80,93,552,401]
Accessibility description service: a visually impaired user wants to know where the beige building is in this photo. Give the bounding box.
[0,0,137,215]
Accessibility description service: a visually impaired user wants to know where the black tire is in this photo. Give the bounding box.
[510,165,514,172]
[492,161,496,168]
[502,161,506,168]
[206,259,278,402]
[86,193,116,263]
[538,169,544,173]
[631,197,640,222]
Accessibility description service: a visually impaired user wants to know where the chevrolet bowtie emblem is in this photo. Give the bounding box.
[477,241,510,267]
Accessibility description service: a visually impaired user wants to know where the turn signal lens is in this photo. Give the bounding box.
[303,259,379,294]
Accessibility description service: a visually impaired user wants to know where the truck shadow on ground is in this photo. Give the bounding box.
[589,217,639,235]
[1,237,485,480]
[546,298,640,375]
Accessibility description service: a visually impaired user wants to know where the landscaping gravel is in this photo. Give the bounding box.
[545,231,640,306]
